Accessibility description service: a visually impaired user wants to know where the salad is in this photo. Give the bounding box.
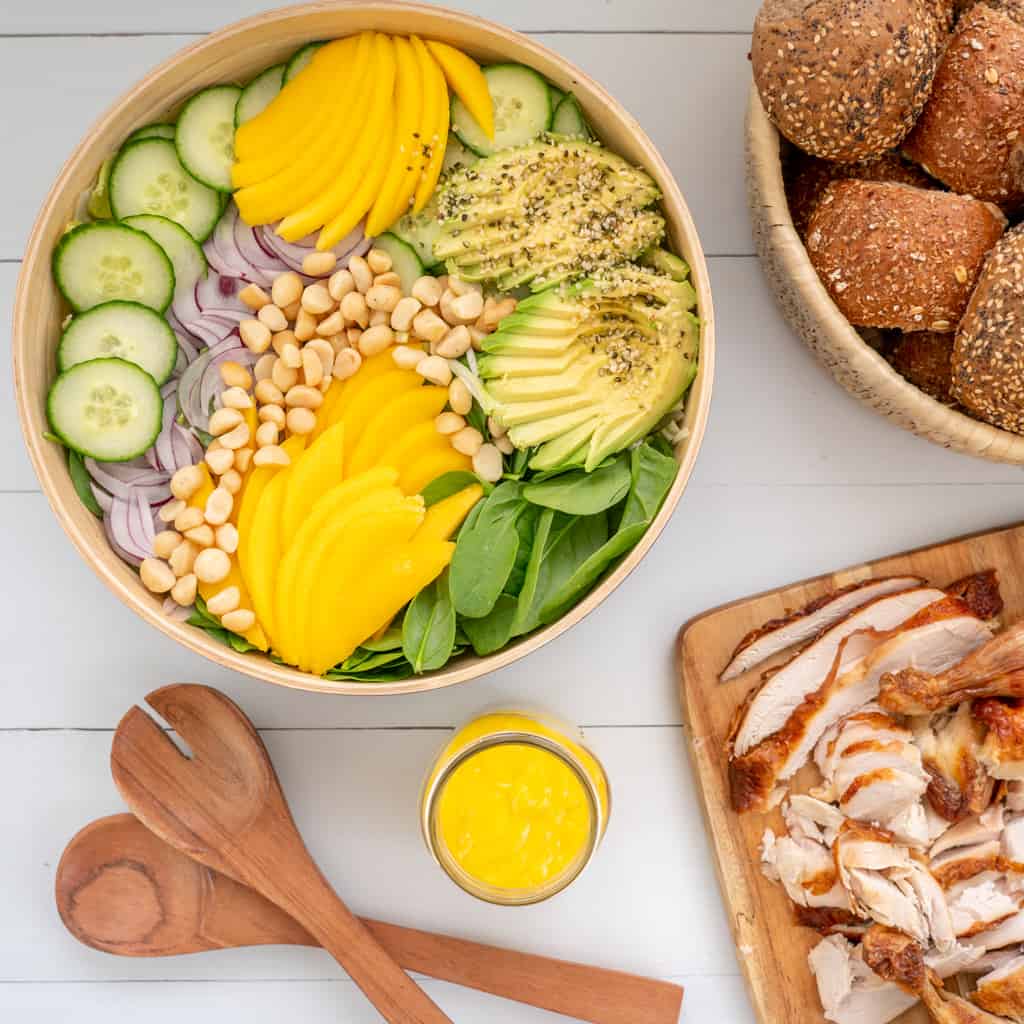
[44,32,700,680]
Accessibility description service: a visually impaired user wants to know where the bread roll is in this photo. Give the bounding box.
[752,0,945,162]
[903,4,1024,206]
[889,331,955,400]
[786,150,936,237]
[953,226,1024,431]
[805,180,1006,330]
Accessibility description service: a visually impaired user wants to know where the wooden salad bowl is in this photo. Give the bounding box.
[13,1,714,696]
[746,80,1024,465]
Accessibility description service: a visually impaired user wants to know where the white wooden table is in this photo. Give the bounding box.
[4,2,1024,1021]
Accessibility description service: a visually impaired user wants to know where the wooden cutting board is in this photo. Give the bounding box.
[677,520,1024,1024]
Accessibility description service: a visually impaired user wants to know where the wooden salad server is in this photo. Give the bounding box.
[56,814,684,1024]
[109,683,452,1024]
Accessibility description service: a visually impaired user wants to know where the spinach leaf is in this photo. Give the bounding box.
[402,571,457,673]
[621,443,678,528]
[505,503,540,597]
[340,648,408,673]
[513,510,609,636]
[461,594,519,655]
[536,443,679,623]
[512,507,554,636]
[67,448,103,517]
[187,594,221,629]
[522,453,630,515]
[358,625,405,653]
[449,482,524,618]
[421,470,484,507]
[466,402,488,436]
[503,445,534,481]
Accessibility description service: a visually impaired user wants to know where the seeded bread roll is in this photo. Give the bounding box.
[751,0,945,162]
[953,226,1024,431]
[889,331,955,400]
[805,180,1007,331]
[903,4,1024,206]
[786,150,936,237]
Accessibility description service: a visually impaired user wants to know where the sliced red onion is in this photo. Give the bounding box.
[162,595,192,621]
[91,482,113,513]
[196,272,248,315]
[206,209,275,286]
[178,331,256,431]
[105,495,158,566]
[178,316,234,349]
[257,221,371,275]
[85,457,169,494]
[235,211,287,273]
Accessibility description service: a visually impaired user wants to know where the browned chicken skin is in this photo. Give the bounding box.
[880,622,1024,716]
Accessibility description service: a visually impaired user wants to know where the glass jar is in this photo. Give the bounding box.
[420,709,611,906]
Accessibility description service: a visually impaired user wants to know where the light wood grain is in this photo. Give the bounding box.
[678,519,1024,1023]
[109,684,453,1022]
[12,1,715,698]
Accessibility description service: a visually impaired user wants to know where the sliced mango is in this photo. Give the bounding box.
[413,39,450,213]
[276,468,400,660]
[399,446,473,496]
[366,36,424,236]
[233,36,359,180]
[426,40,494,140]
[233,37,349,163]
[346,385,448,476]
[311,538,453,675]
[308,378,342,443]
[416,484,484,542]
[190,463,215,511]
[280,420,345,540]
[332,369,423,450]
[237,434,305,591]
[388,36,438,227]
[286,483,405,667]
[280,33,397,242]
[378,419,453,475]
[235,32,375,225]
[318,104,395,250]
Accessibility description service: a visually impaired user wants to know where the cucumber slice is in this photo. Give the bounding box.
[441,134,478,176]
[53,222,174,314]
[122,213,207,300]
[236,64,285,126]
[58,301,178,385]
[551,94,593,141]
[373,234,424,294]
[175,85,242,192]
[390,200,442,268]
[109,138,222,242]
[126,123,176,144]
[451,64,552,157]
[48,357,163,461]
[86,157,114,220]
[547,83,565,111]
[284,42,323,82]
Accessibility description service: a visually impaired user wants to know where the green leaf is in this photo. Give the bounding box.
[522,453,630,515]
[461,594,519,655]
[358,626,405,653]
[67,448,103,517]
[421,470,482,507]
[621,443,678,529]
[402,571,457,673]
[449,482,525,618]
[466,402,487,436]
[512,507,555,636]
[505,503,540,597]
[538,521,647,624]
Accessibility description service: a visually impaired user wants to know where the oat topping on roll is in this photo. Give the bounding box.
[904,4,1024,208]
[953,225,1024,432]
[752,0,945,162]
[805,180,1007,331]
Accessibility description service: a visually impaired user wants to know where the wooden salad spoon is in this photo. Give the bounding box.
[56,814,684,1024]
[109,683,451,1024]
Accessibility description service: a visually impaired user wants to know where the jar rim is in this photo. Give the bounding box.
[421,729,609,906]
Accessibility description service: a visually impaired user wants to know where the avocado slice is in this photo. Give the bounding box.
[436,137,665,292]
[479,265,699,472]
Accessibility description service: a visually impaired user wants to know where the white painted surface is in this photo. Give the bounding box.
[3,2,1022,1022]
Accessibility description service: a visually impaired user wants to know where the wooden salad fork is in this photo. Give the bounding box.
[56,814,684,1024]
[109,683,452,1024]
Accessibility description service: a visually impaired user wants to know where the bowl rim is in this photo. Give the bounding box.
[13,0,716,697]
[745,79,1024,465]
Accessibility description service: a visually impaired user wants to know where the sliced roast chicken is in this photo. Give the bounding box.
[973,953,1024,1021]
[730,583,994,813]
[719,576,923,682]
[975,700,1024,781]
[915,704,995,823]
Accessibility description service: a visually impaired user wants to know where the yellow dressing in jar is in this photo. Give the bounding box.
[421,711,610,905]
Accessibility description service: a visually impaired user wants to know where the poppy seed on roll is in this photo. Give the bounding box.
[752,0,945,162]
[805,180,1007,331]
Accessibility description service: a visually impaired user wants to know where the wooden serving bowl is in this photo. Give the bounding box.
[746,80,1024,464]
[13,1,714,696]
